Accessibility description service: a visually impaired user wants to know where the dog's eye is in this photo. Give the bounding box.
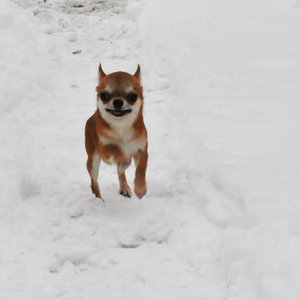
[127,93,138,103]
[99,92,110,102]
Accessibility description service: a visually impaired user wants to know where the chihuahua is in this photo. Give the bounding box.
[85,64,148,201]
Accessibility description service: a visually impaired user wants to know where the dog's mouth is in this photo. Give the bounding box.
[106,108,132,117]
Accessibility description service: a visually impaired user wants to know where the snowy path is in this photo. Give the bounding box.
[1,0,300,299]
[2,1,213,299]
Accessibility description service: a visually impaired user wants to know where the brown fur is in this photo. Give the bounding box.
[85,64,148,201]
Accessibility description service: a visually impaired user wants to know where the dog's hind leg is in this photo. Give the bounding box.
[87,151,102,200]
[117,162,132,198]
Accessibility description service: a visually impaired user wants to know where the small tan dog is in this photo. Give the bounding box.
[85,64,148,201]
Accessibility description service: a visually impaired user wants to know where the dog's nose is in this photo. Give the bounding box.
[113,99,124,109]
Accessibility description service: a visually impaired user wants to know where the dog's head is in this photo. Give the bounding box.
[96,64,143,127]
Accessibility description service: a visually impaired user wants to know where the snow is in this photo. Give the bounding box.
[1,0,300,299]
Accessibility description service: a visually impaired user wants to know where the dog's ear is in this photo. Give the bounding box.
[133,64,141,80]
[99,64,106,78]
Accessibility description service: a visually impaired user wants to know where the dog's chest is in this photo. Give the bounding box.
[100,129,145,157]
[122,139,145,157]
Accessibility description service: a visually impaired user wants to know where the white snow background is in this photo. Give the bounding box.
[1,0,300,299]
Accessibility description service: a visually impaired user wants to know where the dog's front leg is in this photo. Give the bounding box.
[86,151,103,201]
[100,144,132,197]
[134,146,148,199]
[118,162,132,198]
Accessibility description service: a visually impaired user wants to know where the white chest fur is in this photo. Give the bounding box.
[122,139,146,157]
[100,128,146,158]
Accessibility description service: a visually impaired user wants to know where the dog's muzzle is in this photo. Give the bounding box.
[106,108,132,117]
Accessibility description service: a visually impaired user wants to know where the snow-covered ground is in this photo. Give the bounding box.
[1,0,300,298]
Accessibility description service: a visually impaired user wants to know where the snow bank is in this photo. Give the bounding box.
[0,0,55,223]
[134,0,300,298]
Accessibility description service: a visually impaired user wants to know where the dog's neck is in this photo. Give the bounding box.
[96,108,143,140]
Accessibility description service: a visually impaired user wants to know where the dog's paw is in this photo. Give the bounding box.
[119,185,132,198]
[91,181,104,202]
[134,183,147,199]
